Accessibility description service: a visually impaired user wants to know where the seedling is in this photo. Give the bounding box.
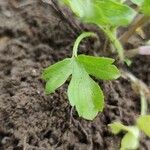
[61,0,137,61]
[109,71,150,150]
[109,115,150,150]
[42,32,120,120]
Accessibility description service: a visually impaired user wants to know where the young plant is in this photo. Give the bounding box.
[109,73,150,150]
[61,0,137,61]
[109,115,150,150]
[42,32,120,120]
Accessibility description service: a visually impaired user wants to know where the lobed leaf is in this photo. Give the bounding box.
[42,58,72,94]
[78,54,120,80]
[137,115,150,137]
[68,58,104,120]
[42,54,120,120]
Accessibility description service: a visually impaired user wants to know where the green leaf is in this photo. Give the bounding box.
[137,115,150,137]
[62,0,136,27]
[78,55,120,80]
[42,58,72,94]
[121,132,139,150]
[109,122,128,134]
[68,58,104,120]
[130,0,143,5]
[62,0,93,18]
[141,0,150,16]
[93,0,136,26]
[109,122,139,137]
[109,122,139,150]
[42,54,120,119]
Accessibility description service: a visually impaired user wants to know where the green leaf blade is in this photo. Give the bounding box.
[121,132,139,150]
[61,0,136,27]
[42,58,72,94]
[137,115,150,137]
[109,122,127,134]
[68,59,104,120]
[109,122,140,150]
[94,0,136,27]
[78,55,120,80]
[109,122,140,137]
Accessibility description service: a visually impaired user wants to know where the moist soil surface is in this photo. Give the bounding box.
[0,1,150,150]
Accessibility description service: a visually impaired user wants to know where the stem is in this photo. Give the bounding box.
[140,90,147,116]
[119,14,149,44]
[72,32,97,57]
[102,27,124,61]
[122,71,148,116]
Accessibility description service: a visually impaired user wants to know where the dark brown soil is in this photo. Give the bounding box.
[0,1,150,150]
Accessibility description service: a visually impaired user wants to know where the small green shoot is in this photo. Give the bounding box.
[109,77,150,150]
[109,122,140,150]
[109,115,150,150]
[42,32,120,120]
